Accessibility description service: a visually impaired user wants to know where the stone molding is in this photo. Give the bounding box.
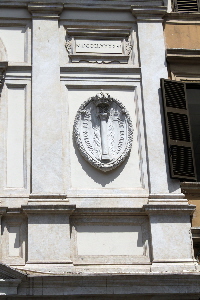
[73,207,145,216]
[28,194,69,204]
[148,193,188,204]
[167,48,200,62]
[29,194,67,199]
[131,4,167,21]
[61,65,140,74]
[181,182,200,195]
[0,263,25,296]
[167,48,200,80]
[66,28,131,37]
[144,204,196,215]
[0,263,25,280]
[0,0,164,13]
[65,28,133,64]
[21,204,76,214]
[8,273,200,297]
[28,3,63,19]
[165,12,200,24]
[71,214,150,265]
[63,0,164,13]
[67,54,130,64]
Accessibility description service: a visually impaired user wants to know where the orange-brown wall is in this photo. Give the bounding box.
[165,24,200,49]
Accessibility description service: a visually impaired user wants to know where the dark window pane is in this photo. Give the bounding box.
[186,87,200,181]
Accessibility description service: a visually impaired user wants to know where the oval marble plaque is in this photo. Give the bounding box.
[73,92,133,172]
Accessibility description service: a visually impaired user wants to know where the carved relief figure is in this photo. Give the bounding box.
[73,92,133,172]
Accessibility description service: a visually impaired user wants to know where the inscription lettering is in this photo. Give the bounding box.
[75,39,122,54]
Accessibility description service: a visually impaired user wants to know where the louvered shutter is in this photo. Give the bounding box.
[173,0,199,12]
[161,79,197,181]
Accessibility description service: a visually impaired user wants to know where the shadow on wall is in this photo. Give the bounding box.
[73,138,130,187]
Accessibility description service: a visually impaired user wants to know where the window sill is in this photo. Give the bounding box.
[181,182,200,195]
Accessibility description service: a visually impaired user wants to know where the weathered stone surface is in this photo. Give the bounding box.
[0,0,199,299]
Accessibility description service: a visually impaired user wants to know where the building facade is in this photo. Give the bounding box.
[0,0,200,299]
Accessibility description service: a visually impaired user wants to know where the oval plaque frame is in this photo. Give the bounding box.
[73,92,133,172]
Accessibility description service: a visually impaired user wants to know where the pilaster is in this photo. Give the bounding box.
[132,5,182,196]
[22,204,75,272]
[28,3,64,195]
[144,204,197,272]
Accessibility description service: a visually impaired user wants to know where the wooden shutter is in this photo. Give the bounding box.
[161,79,197,181]
[173,0,199,12]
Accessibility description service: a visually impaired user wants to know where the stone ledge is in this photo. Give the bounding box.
[29,194,67,199]
[165,12,200,23]
[144,204,196,214]
[167,49,200,65]
[13,273,200,296]
[181,182,200,195]
[73,207,145,216]
[60,65,141,73]
[21,204,76,214]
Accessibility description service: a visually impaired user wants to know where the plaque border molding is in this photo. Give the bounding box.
[65,28,133,64]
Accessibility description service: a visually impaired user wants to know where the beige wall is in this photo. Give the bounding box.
[165,22,200,228]
[188,197,200,227]
[165,24,200,49]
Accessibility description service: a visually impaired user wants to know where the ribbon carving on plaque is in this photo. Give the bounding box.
[73,92,133,172]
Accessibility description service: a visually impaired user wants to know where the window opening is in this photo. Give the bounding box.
[161,79,197,181]
[186,83,200,181]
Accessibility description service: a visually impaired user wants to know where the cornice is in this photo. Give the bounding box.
[0,263,25,280]
[28,2,63,19]
[167,48,200,79]
[0,0,166,15]
[181,182,200,195]
[18,273,200,296]
[167,48,200,63]
[164,12,200,24]
[131,4,167,22]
